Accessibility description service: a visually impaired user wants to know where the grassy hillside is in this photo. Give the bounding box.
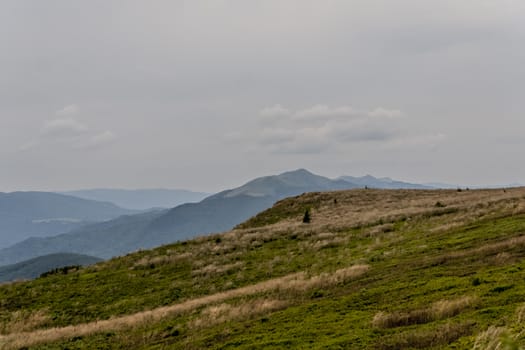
[1,188,525,349]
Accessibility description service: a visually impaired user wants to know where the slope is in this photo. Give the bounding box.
[0,187,525,349]
[0,192,136,248]
[0,253,102,282]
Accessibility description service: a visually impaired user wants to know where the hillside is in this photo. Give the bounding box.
[0,192,136,248]
[0,187,525,348]
[0,253,102,282]
[62,188,210,210]
[0,169,357,264]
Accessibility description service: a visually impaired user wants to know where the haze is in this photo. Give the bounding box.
[1,0,524,193]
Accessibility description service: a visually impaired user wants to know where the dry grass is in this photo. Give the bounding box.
[232,188,525,256]
[190,298,290,329]
[0,264,369,349]
[473,304,525,350]
[472,326,507,350]
[0,310,51,335]
[372,296,477,328]
[377,321,474,350]
[191,261,244,277]
[133,251,193,268]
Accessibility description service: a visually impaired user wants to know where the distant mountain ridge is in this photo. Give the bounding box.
[0,169,358,264]
[0,192,136,248]
[339,175,432,189]
[0,253,101,282]
[62,189,209,210]
[0,170,468,266]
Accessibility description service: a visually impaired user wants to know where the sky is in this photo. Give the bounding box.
[1,0,524,192]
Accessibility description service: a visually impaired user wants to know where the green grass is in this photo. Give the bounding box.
[1,188,525,349]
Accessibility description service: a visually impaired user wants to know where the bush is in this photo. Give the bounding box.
[303,209,311,223]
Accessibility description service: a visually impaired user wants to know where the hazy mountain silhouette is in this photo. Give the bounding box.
[338,175,432,189]
[0,192,136,248]
[62,189,209,210]
[0,169,358,264]
[0,253,101,282]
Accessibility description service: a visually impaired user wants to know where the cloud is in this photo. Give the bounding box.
[368,107,403,118]
[55,104,80,116]
[20,109,117,151]
[386,133,446,149]
[74,130,117,149]
[294,104,359,121]
[41,118,88,138]
[254,104,406,153]
[259,104,291,117]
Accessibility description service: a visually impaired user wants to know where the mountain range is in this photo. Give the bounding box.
[0,169,359,265]
[0,170,442,267]
[0,253,101,283]
[62,188,209,210]
[0,192,135,249]
[338,175,432,189]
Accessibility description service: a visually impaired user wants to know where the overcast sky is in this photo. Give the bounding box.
[1,0,524,192]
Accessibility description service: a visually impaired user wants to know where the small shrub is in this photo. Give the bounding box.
[303,209,311,223]
[310,290,324,299]
[490,285,514,294]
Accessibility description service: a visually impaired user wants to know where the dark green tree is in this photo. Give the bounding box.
[303,209,311,223]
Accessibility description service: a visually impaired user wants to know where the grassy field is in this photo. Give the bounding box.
[1,188,525,349]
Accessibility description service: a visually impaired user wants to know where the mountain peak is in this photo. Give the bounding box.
[278,168,314,177]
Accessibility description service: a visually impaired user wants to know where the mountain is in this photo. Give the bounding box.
[0,210,166,265]
[0,253,101,282]
[0,192,136,248]
[0,169,358,264]
[62,188,210,210]
[339,174,432,189]
[146,169,356,241]
[2,187,525,349]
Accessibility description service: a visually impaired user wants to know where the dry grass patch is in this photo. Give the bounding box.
[191,262,244,277]
[377,321,474,350]
[472,326,507,350]
[0,309,51,335]
[190,298,290,329]
[133,251,192,268]
[372,296,477,328]
[473,304,525,350]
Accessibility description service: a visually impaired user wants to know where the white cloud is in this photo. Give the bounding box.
[368,107,403,118]
[41,118,88,138]
[386,133,446,148]
[55,104,80,116]
[21,112,117,151]
[259,104,291,117]
[254,104,406,153]
[74,130,117,149]
[294,104,359,120]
